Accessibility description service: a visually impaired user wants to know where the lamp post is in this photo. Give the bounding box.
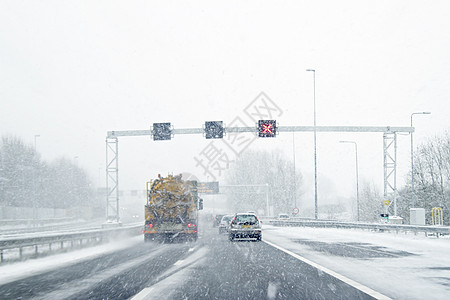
[33,134,40,227]
[306,69,318,219]
[339,141,360,221]
[410,112,431,208]
[292,133,297,209]
[34,135,40,150]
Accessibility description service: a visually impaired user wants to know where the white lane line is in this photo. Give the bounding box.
[131,247,208,300]
[174,259,184,266]
[35,246,169,300]
[263,240,392,300]
[132,287,154,300]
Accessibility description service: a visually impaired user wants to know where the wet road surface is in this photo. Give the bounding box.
[0,223,382,299]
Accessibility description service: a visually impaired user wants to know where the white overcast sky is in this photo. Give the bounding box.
[1,1,449,207]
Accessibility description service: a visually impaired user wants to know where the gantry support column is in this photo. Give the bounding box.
[106,136,119,222]
[383,132,397,215]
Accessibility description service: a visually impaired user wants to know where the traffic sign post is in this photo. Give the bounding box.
[258,120,277,137]
[152,123,172,141]
[204,121,224,139]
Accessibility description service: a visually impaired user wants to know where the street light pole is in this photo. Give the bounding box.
[410,112,431,208]
[34,135,40,150]
[306,69,318,219]
[266,183,270,217]
[33,134,40,227]
[292,133,297,209]
[340,141,359,221]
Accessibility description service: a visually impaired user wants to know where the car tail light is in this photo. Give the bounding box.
[188,223,196,228]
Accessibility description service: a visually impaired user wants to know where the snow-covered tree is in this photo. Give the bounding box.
[224,150,303,216]
[359,181,383,222]
[399,131,450,224]
[0,135,96,212]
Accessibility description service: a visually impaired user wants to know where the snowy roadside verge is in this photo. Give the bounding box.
[0,235,143,285]
[262,225,450,299]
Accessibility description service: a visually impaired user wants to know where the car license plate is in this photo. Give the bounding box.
[242,225,251,228]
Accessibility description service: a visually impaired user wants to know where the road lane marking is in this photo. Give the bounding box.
[131,247,208,300]
[263,240,392,300]
[34,246,171,300]
[132,287,154,300]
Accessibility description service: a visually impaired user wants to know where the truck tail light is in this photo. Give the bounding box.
[143,224,153,231]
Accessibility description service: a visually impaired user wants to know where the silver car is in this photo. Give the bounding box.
[229,213,262,241]
[218,214,234,234]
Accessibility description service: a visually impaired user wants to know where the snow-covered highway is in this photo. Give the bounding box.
[0,222,448,299]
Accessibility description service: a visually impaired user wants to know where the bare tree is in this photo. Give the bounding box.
[0,135,96,215]
[400,131,450,224]
[359,181,383,222]
[224,150,303,216]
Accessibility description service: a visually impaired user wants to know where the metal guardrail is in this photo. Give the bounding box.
[266,219,450,236]
[0,217,76,227]
[0,224,142,263]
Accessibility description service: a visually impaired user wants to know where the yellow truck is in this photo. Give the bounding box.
[143,174,202,242]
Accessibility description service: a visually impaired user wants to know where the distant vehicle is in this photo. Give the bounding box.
[213,214,225,227]
[229,213,262,241]
[277,213,290,220]
[218,215,234,234]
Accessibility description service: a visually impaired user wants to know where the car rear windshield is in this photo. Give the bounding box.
[233,215,258,225]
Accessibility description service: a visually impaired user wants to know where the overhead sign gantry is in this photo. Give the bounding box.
[105,121,413,222]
